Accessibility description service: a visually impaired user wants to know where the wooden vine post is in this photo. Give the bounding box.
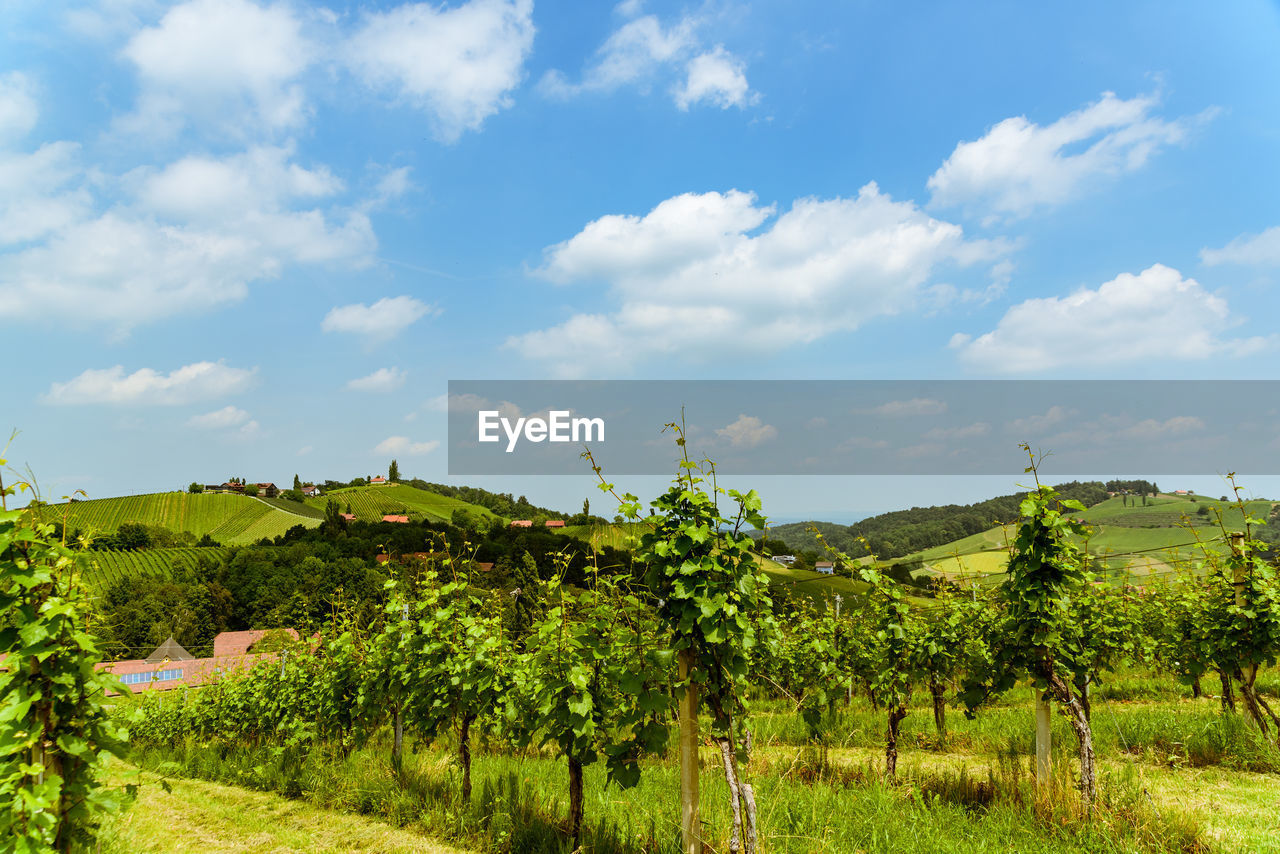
[1034,688,1051,785]
[678,647,701,854]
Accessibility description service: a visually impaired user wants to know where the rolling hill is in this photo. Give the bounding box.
[34,492,321,545]
[304,483,499,524]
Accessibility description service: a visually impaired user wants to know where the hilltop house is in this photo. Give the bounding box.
[301,484,320,497]
[370,475,387,485]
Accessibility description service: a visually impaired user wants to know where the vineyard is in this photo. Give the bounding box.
[82,546,231,591]
[35,492,321,544]
[109,456,1280,854]
[306,483,500,523]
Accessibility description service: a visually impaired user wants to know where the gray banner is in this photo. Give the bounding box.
[447,380,1280,476]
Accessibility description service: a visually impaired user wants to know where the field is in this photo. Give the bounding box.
[35,492,322,545]
[83,546,231,591]
[306,484,500,524]
[123,670,1280,853]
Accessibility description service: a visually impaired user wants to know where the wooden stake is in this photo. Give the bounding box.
[678,647,701,854]
[1035,687,1051,785]
[1229,532,1257,683]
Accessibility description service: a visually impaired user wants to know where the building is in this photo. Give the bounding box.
[370,475,387,485]
[381,514,410,523]
[544,519,566,528]
[814,561,835,574]
[773,555,796,565]
[301,484,320,497]
[339,512,356,521]
[100,629,300,695]
[510,519,533,527]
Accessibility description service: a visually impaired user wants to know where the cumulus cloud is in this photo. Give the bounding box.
[186,404,252,429]
[674,47,754,110]
[0,144,376,329]
[1201,226,1280,268]
[374,435,440,455]
[0,71,38,143]
[345,0,535,143]
[509,183,1004,374]
[716,414,777,448]
[952,264,1272,372]
[928,91,1209,220]
[346,367,407,392]
[540,5,755,111]
[44,360,256,405]
[119,0,316,139]
[322,296,435,337]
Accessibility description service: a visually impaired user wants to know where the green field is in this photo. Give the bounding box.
[904,494,1274,587]
[83,546,231,591]
[307,483,499,524]
[35,492,321,545]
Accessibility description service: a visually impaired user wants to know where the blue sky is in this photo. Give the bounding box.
[4,0,1280,519]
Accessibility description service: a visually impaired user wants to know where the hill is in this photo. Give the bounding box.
[305,483,499,524]
[34,492,321,545]
[83,546,231,592]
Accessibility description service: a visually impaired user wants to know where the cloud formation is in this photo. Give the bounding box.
[1201,226,1280,268]
[346,367,407,392]
[928,91,1206,220]
[374,435,441,455]
[951,264,1271,371]
[44,360,257,405]
[510,183,1004,375]
[322,296,435,337]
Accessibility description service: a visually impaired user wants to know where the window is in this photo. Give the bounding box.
[119,668,184,685]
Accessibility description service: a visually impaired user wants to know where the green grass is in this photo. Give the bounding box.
[35,492,321,545]
[307,484,499,524]
[83,546,230,591]
[256,496,326,519]
[100,764,471,854]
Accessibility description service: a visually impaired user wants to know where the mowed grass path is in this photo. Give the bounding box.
[101,766,473,854]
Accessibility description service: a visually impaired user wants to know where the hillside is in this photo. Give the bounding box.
[34,492,321,545]
[305,483,499,524]
[84,546,231,592]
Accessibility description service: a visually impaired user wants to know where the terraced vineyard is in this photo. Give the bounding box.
[36,492,320,545]
[83,547,231,591]
[307,483,499,523]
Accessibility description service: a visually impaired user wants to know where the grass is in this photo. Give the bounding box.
[307,484,499,524]
[99,764,472,853]
[35,492,321,545]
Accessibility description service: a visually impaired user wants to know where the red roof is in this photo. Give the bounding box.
[510,520,533,527]
[544,519,566,527]
[382,514,410,523]
[213,628,299,657]
[370,476,386,484]
[340,512,356,521]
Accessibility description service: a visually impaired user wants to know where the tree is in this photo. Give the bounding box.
[188,482,203,494]
[388,459,400,483]
[243,483,260,497]
[293,473,302,490]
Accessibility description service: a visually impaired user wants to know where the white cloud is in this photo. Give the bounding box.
[1007,406,1072,434]
[186,404,251,428]
[0,143,376,329]
[870,398,948,417]
[539,7,755,111]
[674,47,754,110]
[1201,226,1280,268]
[953,264,1272,372]
[923,422,990,440]
[120,0,315,139]
[322,296,435,337]
[1119,416,1204,440]
[510,183,1004,375]
[716,414,777,448]
[374,435,440,455]
[44,360,256,405]
[928,91,1207,220]
[0,72,38,143]
[345,0,535,143]
[346,367,407,392]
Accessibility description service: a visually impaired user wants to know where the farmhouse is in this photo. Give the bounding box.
[340,512,356,521]
[381,514,410,523]
[301,484,320,497]
[544,520,566,528]
[101,629,300,695]
[510,519,533,527]
[370,475,387,485]
[814,561,835,574]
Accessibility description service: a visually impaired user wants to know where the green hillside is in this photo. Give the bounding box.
[306,483,499,523]
[35,492,320,545]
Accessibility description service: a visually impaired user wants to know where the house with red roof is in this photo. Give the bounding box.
[510,519,533,527]
[544,519,566,528]
[382,514,410,523]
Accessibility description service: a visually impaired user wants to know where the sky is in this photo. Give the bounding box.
[3,0,1280,520]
